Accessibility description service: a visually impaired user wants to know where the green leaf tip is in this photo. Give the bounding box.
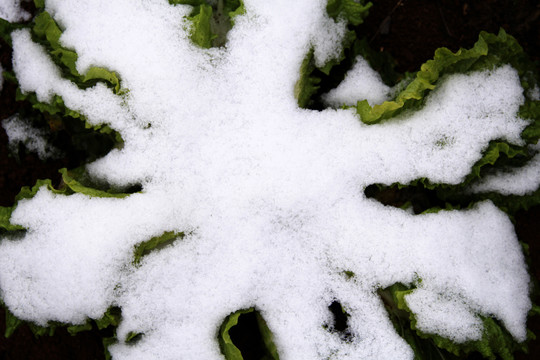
[125,331,144,344]
[190,4,216,48]
[0,206,24,232]
[3,305,23,338]
[67,322,93,335]
[132,231,185,266]
[95,306,122,330]
[33,0,45,9]
[294,50,322,109]
[82,67,122,94]
[171,0,244,48]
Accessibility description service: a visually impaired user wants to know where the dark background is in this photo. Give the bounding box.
[1,0,539,359]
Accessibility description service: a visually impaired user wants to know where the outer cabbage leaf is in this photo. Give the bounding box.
[294,1,372,108]
[1,166,135,236]
[370,89,540,214]
[31,12,121,93]
[58,167,135,198]
[15,90,124,147]
[381,284,534,360]
[356,29,527,124]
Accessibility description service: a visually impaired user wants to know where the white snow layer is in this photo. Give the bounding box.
[529,85,540,101]
[323,56,391,107]
[0,0,535,359]
[0,0,31,22]
[2,115,61,159]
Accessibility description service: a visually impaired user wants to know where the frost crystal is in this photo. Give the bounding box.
[0,1,533,359]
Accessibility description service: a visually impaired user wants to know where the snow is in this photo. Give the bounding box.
[2,115,62,159]
[405,288,484,342]
[0,0,31,22]
[0,0,536,359]
[323,56,391,107]
[311,15,348,68]
[528,85,540,101]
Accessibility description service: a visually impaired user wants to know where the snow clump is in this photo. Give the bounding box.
[0,0,31,23]
[2,115,62,159]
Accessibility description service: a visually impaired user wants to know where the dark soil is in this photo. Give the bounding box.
[1,1,539,359]
[363,0,540,73]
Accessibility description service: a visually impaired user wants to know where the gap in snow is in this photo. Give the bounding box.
[325,300,354,342]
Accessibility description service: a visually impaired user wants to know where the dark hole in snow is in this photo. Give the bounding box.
[327,300,354,342]
[123,183,143,193]
[364,183,447,214]
[228,311,268,360]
